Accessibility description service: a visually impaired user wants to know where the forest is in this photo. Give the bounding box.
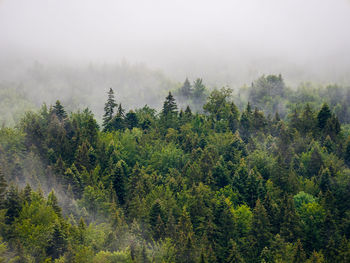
[1,74,350,262]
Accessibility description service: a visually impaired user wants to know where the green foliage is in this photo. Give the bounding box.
[1,77,350,262]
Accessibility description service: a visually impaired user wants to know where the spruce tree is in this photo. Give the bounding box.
[0,166,7,208]
[112,160,127,205]
[293,239,306,263]
[102,88,117,130]
[317,103,332,130]
[5,186,22,224]
[125,110,138,130]
[251,199,272,252]
[162,92,178,116]
[345,137,350,167]
[180,78,193,98]
[52,100,67,121]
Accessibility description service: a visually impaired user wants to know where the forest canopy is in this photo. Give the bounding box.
[1,74,350,262]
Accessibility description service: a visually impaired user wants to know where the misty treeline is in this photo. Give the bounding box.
[1,74,350,262]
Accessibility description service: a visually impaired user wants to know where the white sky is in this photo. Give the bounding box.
[1,0,350,83]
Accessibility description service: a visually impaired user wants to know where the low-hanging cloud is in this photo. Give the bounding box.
[0,0,350,86]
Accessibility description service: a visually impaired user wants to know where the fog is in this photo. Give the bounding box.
[1,0,350,94]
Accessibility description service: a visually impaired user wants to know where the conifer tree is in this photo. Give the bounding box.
[180,78,193,98]
[251,199,272,252]
[112,160,127,205]
[5,186,22,224]
[293,239,306,263]
[226,240,244,263]
[47,190,62,217]
[345,137,350,167]
[0,166,7,208]
[103,88,117,130]
[52,100,68,121]
[162,92,178,116]
[125,110,138,130]
[317,103,332,130]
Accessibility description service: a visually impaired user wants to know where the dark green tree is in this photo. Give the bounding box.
[125,110,138,130]
[52,100,67,121]
[102,88,117,130]
[112,160,127,205]
[162,92,178,116]
[317,103,332,130]
[0,165,7,208]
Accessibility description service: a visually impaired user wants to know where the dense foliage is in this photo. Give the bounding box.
[1,74,350,262]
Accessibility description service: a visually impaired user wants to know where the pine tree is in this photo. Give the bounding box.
[47,190,62,217]
[180,78,193,98]
[0,166,7,208]
[112,160,127,205]
[345,137,350,167]
[162,92,178,116]
[5,186,22,224]
[23,183,32,204]
[125,110,138,130]
[293,239,306,263]
[192,78,206,109]
[317,103,332,130]
[251,199,272,252]
[149,201,165,240]
[46,223,67,259]
[103,88,117,130]
[226,240,244,263]
[52,100,68,121]
[279,195,301,243]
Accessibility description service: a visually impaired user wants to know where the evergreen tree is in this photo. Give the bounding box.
[251,199,272,252]
[317,103,332,130]
[125,110,138,130]
[47,190,62,217]
[5,186,22,224]
[345,137,350,167]
[149,201,165,240]
[0,166,7,208]
[102,88,117,130]
[112,160,127,205]
[293,239,306,263]
[46,223,67,259]
[226,240,244,263]
[52,100,68,121]
[180,78,193,98]
[162,92,178,116]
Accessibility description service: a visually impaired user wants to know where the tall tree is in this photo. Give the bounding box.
[0,166,7,208]
[162,92,178,116]
[317,103,332,130]
[102,88,117,130]
[52,100,67,121]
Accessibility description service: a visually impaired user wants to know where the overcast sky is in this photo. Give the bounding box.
[1,0,350,84]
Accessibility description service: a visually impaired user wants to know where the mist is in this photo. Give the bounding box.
[1,0,350,88]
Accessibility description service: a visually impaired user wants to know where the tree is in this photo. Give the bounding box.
[226,240,244,263]
[103,88,117,130]
[192,78,207,110]
[162,92,178,116]
[180,78,193,98]
[149,200,165,240]
[345,137,350,167]
[52,100,67,121]
[251,199,272,252]
[293,239,306,263]
[5,185,22,224]
[46,223,67,259]
[125,110,138,130]
[112,160,127,205]
[0,166,7,208]
[317,103,332,130]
